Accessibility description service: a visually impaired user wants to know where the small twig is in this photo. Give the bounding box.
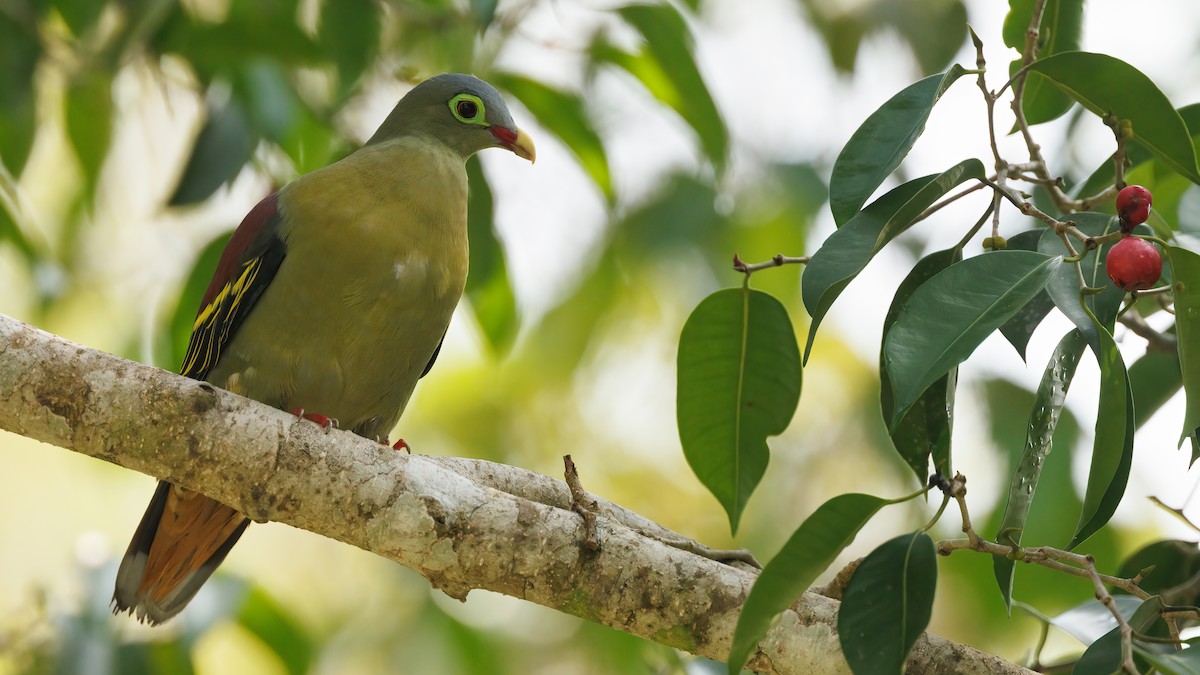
[956,203,996,250]
[922,493,952,533]
[563,455,600,552]
[1077,185,1119,213]
[979,178,1090,244]
[944,473,983,547]
[732,253,809,275]
[1025,620,1051,671]
[991,167,1008,240]
[937,525,1149,594]
[1080,555,1139,673]
[1130,630,1186,646]
[812,557,863,601]
[968,27,1003,171]
[1010,172,1066,187]
[1118,312,1178,352]
[935,471,1153,666]
[560,455,759,567]
[1131,284,1174,297]
[1019,0,1049,66]
[647,533,762,569]
[1107,114,1131,189]
[938,529,1152,668]
[1147,496,1200,534]
[1004,0,1097,214]
[1159,569,1200,608]
[1163,607,1200,623]
[912,180,987,226]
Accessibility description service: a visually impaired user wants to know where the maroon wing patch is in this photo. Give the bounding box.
[180,192,287,380]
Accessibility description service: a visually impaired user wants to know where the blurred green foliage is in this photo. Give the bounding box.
[0,0,1189,672]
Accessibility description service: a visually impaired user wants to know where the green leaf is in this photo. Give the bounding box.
[170,96,256,206]
[837,533,937,675]
[235,60,300,144]
[884,251,1061,427]
[469,0,500,27]
[880,247,962,483]
[829,66,967,226]
[1167,246,1200,444]
[799,0,965,76]
[803,159,986,362]
[997,229,1056,360]
[492,73,613,201]
[162,232,229,370]
[1070,310,1134,549]
[1129,350,1183,430]
[318,0,380,97]
[465,156,519,353]
[56,0,108,36]
[677,287,801,533]
[0,198,38,262]
[726,493,889,674]
[1003,0,1084,126]
[0,11,39,176]
[281,102,350,175]
[65,70,114,189]
[1076,596,1164,673]
[1026,52,1200,184]
[1119,540,1200,604]
[1007,65,1075,134]
[999,291,1056,362]
[1137,637,1200,675]
[237,586,313,675]
[156,0,321,82]
[1029,595,1144,645]
[1038,213,1126,356]
[617,173,723,256]
[992,328,1085,609]
[1076,103,1200,200]
[884,0,967,75]
[597,4,727,170]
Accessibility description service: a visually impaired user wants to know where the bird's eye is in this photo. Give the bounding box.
[449,94,487,125]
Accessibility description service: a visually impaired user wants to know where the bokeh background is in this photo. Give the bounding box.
[3,0,1200,672]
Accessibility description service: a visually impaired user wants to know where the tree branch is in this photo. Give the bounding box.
[0,313,1032,674]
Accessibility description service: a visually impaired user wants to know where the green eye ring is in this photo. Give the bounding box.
[449,93,488,126]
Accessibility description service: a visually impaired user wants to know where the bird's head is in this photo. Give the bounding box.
[367,73,536,163]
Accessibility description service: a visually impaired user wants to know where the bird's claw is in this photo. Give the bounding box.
[377,436,412,453]
[290,408,338,432]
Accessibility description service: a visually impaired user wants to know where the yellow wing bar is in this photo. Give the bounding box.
[180,256,265,379]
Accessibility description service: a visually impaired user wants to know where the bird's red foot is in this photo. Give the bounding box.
[377,436,411,453]
[290,408,338,433]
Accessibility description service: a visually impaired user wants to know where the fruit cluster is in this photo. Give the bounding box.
[1105,185,1161,292]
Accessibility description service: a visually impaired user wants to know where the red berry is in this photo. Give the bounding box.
[1116,185,1153,228]
[1105,236,1162,291]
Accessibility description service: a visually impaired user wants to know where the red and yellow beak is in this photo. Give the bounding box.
[490,126,536,163]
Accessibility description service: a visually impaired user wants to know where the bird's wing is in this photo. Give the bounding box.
[180,192,288,381]
[420,334,444,378]
[110,193,285,624]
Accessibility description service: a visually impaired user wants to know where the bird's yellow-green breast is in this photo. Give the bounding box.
[206,136,470,437]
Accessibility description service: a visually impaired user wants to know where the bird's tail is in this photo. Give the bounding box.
[112,481,249,625]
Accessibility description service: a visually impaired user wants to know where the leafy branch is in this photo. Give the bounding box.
[932,473,1162,674]
[688,2,1200,672]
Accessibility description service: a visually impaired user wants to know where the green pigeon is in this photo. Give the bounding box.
[112,73,535,625]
